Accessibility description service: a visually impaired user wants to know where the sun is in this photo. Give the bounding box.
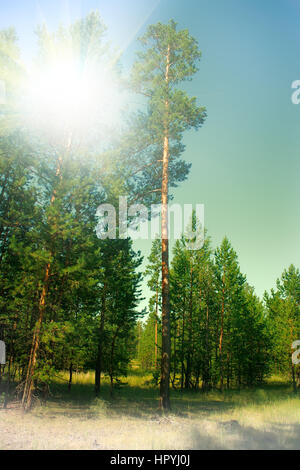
[23,57,124,140]
[29,62,93,122]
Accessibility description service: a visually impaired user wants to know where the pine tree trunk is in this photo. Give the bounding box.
[219,272,225,392]
[95,341,103,396]
[172,321,177,388]
[68,362,73,392]
[160,45,171,412]
[290,327,297,393]
[203,304,210,391]
[185,266,193,390]
[95,286,106,396]
[22,148,66,411]
[292,363,296,392]
[22,263,51,410]
[226,352,230,389]
[3,363,10,409]
[155,287,158,369]
[109,327,120,398]
[160,132,171,411]
[181,294,185,391]
[296,367,300,390]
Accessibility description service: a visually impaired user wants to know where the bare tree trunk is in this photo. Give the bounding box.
[4,340,14,409]
[95,286,106,396]
[109,327,120,398]
[155,287,158,369]
[172,321,177,388]
[203,304,210,391]
[219,272,225,392]
[226,352,230,390]
[160,134,171,410]
[185,266,193,390]
[160,45,171,412]
[181,295,185,391]
[68,362,73,392]
[292,363,297,392]
[296,367,300,390]
[290,327,297,393]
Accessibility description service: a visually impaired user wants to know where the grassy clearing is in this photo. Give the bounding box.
[0,370,300,450]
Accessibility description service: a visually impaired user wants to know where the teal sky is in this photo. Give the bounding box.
[1,0,300,304]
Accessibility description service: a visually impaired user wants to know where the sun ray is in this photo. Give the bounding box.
[116,0,162,59]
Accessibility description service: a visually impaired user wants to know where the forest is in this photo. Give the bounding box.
[138,236,300,391]
[0,10,300,444]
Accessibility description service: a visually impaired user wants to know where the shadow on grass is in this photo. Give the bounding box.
[2,369,297,423]
[190,421,300,450]
[31,369,296,420]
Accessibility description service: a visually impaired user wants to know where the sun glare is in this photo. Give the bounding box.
[23,59,124,139]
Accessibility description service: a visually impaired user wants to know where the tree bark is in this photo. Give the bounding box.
[68,362,73,392]
[185,266,193,390]
[203,303,210,391]
[95,285,106,396]
[219,271,225,392]
[109,327,121,398]
[155,287,158,369]
[181,294,185,391]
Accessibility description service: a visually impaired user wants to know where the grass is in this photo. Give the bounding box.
[1,369,300,450]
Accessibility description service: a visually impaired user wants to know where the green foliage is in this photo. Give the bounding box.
[0,13,146,402]
[136,239,161,372]
[169,226,271,390]
[264,265,300,382]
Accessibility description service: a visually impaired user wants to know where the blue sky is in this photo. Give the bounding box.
[1,0,300,304]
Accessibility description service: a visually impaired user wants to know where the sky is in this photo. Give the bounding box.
[1,0,300,304]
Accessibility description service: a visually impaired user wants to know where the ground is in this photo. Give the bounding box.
[1,371,300,450]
